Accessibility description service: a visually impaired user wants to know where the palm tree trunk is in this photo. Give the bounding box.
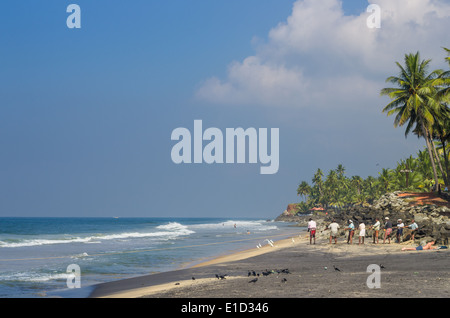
[441,138,450,186]
[430,136,447,186]
[421,123,440,191]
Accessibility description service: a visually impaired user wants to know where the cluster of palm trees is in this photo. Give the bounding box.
[381,48,450,189]
[295,47,449,214]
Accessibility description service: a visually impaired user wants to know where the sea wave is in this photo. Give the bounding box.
[0,271,70,283]
[188,220,278,231]
[0,222,195,248]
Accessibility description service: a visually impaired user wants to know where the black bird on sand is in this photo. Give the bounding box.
[333,265,341,272]
[248,278,258,283]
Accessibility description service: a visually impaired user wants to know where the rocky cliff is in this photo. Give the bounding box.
[276,191,450,245]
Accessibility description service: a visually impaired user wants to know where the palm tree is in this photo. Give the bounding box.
[434,47,450,101]
[312,168,324,198]
[336,164,346,179]
[378,168,393,193]
[431,47,450,186]
[380,52,443,190]
[351,175,363,195]
[297,181,311,201]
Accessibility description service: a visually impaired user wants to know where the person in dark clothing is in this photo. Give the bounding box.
[383,217,393,244]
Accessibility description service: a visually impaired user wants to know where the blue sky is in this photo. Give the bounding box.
[0,0,449,218]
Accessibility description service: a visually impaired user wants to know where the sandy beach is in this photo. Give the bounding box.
[89,233,449,299]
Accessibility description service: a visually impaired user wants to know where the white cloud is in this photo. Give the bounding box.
[196,0,450,108]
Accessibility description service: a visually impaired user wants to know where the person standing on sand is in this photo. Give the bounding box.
[370,218,381,244]
[383,217,393,244]
[344,220,355,244]
[327,219,340,244]
[396,219,404,243]
[358,222,366,245]
[407,219,418,241]
[308,218,317,245]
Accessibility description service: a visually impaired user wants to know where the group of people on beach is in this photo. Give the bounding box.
[307,217,419,245]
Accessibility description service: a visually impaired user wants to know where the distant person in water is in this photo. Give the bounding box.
[402,241,438,251]
[308,218,317,245]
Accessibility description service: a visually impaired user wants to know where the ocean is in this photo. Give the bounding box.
[0,217,301,298]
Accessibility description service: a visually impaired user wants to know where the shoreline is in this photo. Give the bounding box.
[88,231,450,298]
[89,232,307,298]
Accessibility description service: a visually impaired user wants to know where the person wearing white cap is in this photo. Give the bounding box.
[344,220,355,244]
[383,217,393,244]
[396,219,404,243]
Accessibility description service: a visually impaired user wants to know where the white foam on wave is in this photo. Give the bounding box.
[0,271,70,283]
[189,220,278,231]
[0,222,195,248]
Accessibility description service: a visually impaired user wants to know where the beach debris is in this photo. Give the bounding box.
[333,265,341,272]
[248,278,258,283]
[324,266,328,270]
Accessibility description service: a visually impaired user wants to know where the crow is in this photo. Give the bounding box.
[380,264,385,269]
[281,278,287,283]
[248,278,258,283]
[192,277,195,280]
[333,265,341,272]
[215,274,227,280]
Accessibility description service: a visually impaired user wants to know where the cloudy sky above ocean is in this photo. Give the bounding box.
[0,0,449,217]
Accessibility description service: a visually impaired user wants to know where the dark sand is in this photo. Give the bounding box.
[89,235,449,298]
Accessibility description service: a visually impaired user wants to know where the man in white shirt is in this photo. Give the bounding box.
[407,219,418,241]
[396,219,405,243]
[327,219,340,244]
[308,218,317,245]
[358,222,366,245]
[370,218,381,244]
